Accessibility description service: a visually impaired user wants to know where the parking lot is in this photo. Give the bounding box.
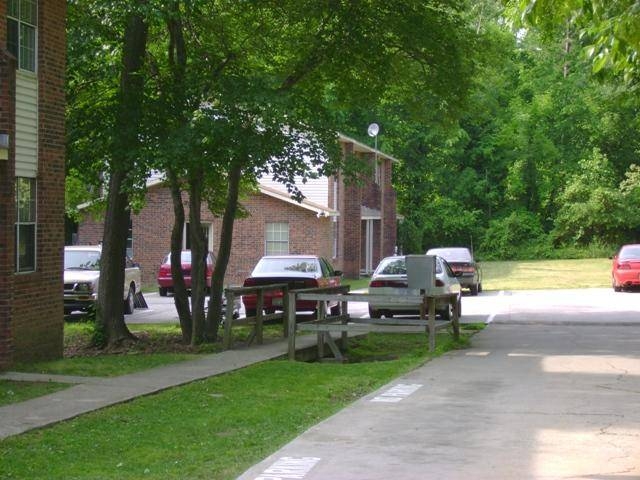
[122,287,640,326]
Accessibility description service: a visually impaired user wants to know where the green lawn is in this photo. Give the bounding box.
[480,258,611,291]
[0,380,70,407]
[349,257,611,292]
[0,329,478,480]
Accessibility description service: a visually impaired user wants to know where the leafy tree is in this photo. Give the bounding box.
[553,148,628,245]
[510,0,640,83]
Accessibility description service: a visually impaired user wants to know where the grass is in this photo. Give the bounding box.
[12,322,286,378]
[0,380,70,407]
[0,328,479,480]
[480,258,611,291]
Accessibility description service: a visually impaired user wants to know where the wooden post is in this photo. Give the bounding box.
[256,289,264,345]
[340,299,348,350]
[317,300,327,360]
[452,294,460,340]
[287,291,297,360]
[223,288,234,350]
[428,295,436,352]
[282,285,289,338]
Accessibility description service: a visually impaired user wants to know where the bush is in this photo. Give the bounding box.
[479,210,545,260]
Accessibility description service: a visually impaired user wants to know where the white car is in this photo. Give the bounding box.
[63,245,142,315]
[368,255,461,319]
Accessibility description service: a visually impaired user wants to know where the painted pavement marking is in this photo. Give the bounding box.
[371,383,423,403]
[254,456,321,480]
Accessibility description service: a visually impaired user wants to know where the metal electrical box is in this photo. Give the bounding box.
[406,255,436,293]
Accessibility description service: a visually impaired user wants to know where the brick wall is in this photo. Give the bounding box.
[0,1,67,367]
[78,186,334,288]
[339,142,363,279]
[0,43,16,369]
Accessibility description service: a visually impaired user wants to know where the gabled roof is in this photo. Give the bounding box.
[338,133,400,163]
[258,184,338,217]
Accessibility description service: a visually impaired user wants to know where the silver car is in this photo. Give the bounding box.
[63,245,142,315]
[368,255,461,319]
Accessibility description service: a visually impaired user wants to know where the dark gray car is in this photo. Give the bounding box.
[426,247,482,295]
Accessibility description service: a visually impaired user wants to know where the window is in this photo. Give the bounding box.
[7,0,37,72]
[265,223,289,255]
[126,219,133,258]
[184,223,212,251]
[15,177,36,272]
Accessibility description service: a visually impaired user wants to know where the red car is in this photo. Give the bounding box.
[611,244,640,292]
[242,255,342,316]
[157,250,214,296]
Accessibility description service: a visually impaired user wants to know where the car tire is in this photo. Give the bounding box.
[159,287,168,297]
[470,283,479,296]
[330,304,341,316]
[245,308,256,318]
[368,306,381,318]
[612,276,622,292]
[440,307,450,320]
[478,283,483,293]
[124,286,135,315]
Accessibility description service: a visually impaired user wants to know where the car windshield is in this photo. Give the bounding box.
[619,246,640,260]
[64,250,101,270]
[426,248,472,262]
[254,258,318,274]
[376,258,406,275]
[375,257,443,275]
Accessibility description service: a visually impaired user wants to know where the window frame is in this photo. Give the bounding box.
[15,176,37,273]
[7,0,38,72]
[265,222,289,256]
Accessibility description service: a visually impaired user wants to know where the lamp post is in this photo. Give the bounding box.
[367,123,380,273]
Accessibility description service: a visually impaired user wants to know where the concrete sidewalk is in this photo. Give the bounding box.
[238,324,640,480]
[0,334,325,440]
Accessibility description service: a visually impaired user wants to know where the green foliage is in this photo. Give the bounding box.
[553,149,634,246]
[480,209,545,260]
[510,0,640,83]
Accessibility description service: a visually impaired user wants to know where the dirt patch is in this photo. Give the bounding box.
[63,329,217,358]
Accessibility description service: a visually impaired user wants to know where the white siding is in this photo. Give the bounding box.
[15,71,38,178]
[259,175,329,207]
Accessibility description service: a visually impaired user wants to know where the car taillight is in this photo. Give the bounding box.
[435,279,445,287]
[370,280,408,288]
[159,265,170,275]
[617,263,631,270]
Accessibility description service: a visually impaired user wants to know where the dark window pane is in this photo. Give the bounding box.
[8,0,19,17]
[16,224,36,272]
[16,177,36,222]
[20,0,37,25]
[7,19,19,58]
[20,24,36,71]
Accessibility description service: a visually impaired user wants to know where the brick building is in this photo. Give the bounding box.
[0,1,67,369]
[78,134,398,287]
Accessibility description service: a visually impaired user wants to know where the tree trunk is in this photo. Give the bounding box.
[97,7,148,347]
[164,2,193,343]
[97,170,135,345]
[188,172,208,345]
[167,170,192,343]
[206,161,243,340]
